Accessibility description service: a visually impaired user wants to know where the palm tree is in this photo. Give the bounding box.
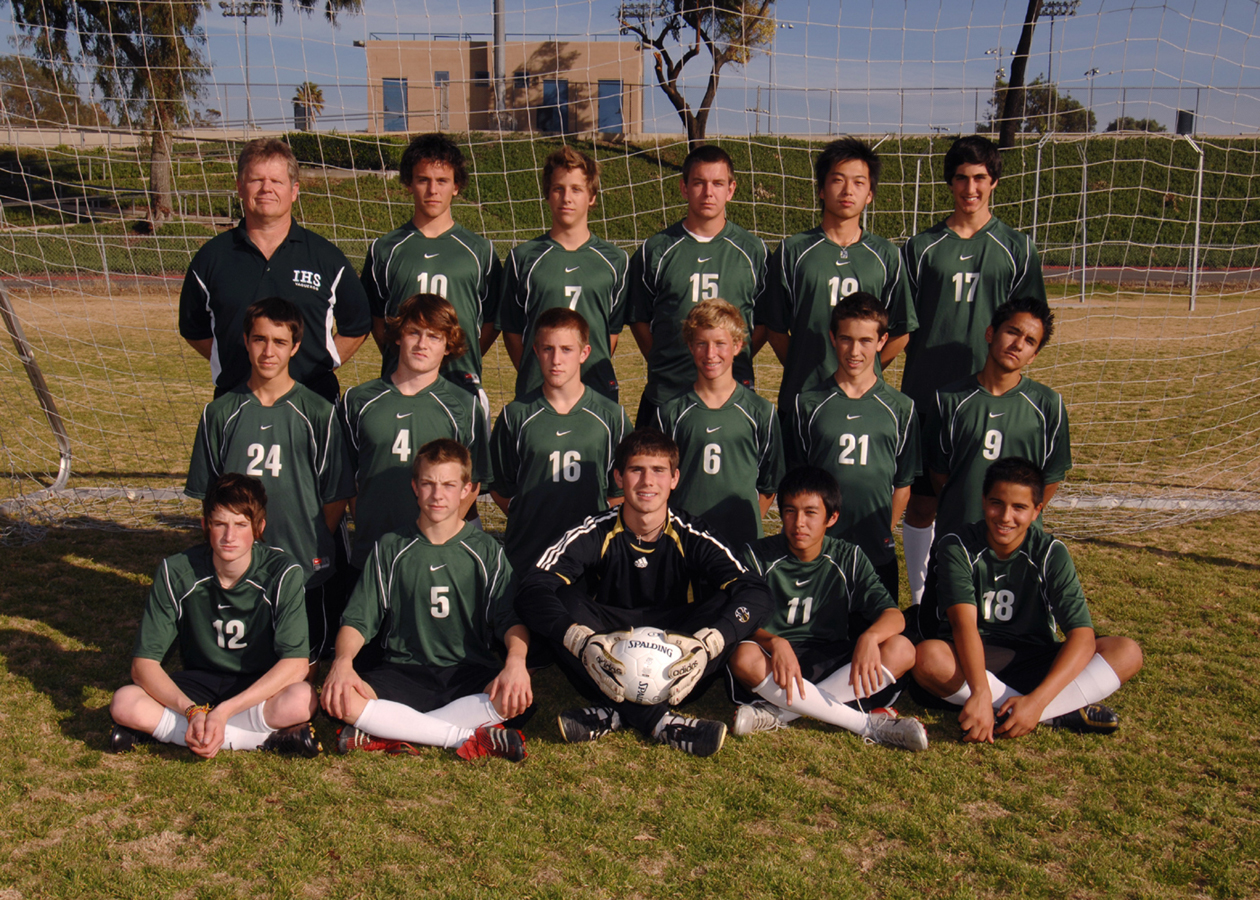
[293,81,324,131]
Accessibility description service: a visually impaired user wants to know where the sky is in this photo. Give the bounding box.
[7,0,1260,135]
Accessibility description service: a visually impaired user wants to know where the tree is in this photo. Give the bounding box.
[292,82,324,131]
[1106,116,1167,133]
[5,0,361,228]
[983,77,1096,136]
[0,55,108,127]
[617,0,776,150]
[996,0,1043,150]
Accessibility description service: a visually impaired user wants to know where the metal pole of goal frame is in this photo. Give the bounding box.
[1181,134,1204,312]
[1079,143,1087,304]
[0,284,72,490]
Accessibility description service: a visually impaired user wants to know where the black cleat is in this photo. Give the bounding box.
[557,706,622,743]
[108,724,153,753]
[656,714,727,757]
[1045,704,1120,735]
[261,722,323,758]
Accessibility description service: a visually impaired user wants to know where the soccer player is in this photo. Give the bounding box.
[361,133,503,405]
[760,137,915,420]
[179,138,371,402]
[925,297,1069,544]
[728,467,927,751]
[912,458,1143,741]
[498,146,629,402]
[791,293,920,599]
[340,293,490,573]
[490,307,627,574]
[515,429,774,758]
[627,144,768,427]
[900,135,1048,604]
[322,439,529,762]
[108,473,320,758]
[186,297,354,663]
[655,298,784,549]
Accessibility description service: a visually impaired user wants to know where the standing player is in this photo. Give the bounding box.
[490,308,627,574]
[322,440,529,762]
[913,458,1143,741]
[901,135,1048,604]
[728,467,927,750]
[498,146,629,402]
[759,137,915,421]
[109,473,320,758]
[180,138,371,402]
[655,299,784,549]
[628,145,768,427]
[925,298,1069,544]
[186,297,354,663]
[515,430,774,757]
[792,294,920,599]
[361,133,502,405]
[340,293,490,574]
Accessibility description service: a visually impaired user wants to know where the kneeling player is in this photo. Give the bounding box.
[912,458,1143,741]
[322,439,529,762]
[516,429,774,757]
[728,467,927,750]
[108,473,320,758]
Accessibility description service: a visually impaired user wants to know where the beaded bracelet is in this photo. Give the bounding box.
[184,703,213,719]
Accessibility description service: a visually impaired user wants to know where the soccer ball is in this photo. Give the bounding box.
[612,627,683,706]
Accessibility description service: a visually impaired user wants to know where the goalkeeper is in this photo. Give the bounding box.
[515,429,773,757]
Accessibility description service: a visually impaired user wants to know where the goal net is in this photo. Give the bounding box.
[2,0,1259,543]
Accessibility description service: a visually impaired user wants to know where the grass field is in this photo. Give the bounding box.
[0,509,1257,898]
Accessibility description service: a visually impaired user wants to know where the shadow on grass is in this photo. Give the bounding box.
[1081,535,1260,571]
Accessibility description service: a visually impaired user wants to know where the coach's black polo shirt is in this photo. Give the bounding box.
[179,219,372,392]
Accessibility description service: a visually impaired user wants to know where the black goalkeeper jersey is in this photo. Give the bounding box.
[515,506,773,649]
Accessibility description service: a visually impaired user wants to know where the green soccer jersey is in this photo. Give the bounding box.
[900,217,1046,410]
[340,377,491,569]
[927,374,1071,539]
[133,542,310,674]
[361,221,503,392]
[742,534,895,644]
[792,379,921,566]
[490,387,627,570]
[654,384,785,549]
[341,521,516,669]
[628,220,768,408]
[760,228,916,411]
[498,234,630,401]
[186,383,354,588]
[934,521,1092,648]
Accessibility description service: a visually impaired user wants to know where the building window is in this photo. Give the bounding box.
[434,71,451,130]
[598,80,624,134]
[538,79,570,134]
[383,78,408,133]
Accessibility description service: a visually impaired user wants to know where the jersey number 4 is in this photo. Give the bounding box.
[246,443,282,477]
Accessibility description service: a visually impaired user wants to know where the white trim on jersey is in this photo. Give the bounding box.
[671,511,748,573]
[535,507,620,571]
[449,232,490,327]
[323,265,346,367]
[517,243,555,318]
[589,243,629,317]
[193,271,221,384]
[985,230,1020,295]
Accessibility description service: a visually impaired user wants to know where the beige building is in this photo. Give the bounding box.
[362,38,644,136]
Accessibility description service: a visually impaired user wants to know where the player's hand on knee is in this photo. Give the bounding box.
[959,694,996,743]
[996,695,1043,738]
[767,637,805,704]
[850,633,887,699]
[565,624,631,702]
[321,662,373,722]
[488,660,533,719]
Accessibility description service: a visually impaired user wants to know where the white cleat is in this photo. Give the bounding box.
[863,707,929,752]
[733,700,797,737]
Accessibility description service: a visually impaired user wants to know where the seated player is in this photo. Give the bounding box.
[108,473,319,758]
[498,146,629,402]
[792,293,920,599]
[322,439,529,762]
[186,297,354,663]
[340,292,489,575]
[490,307,627,574]
[515,429,774,757]
[655,298,784,549]
[926,297,1069,544]
[912,458,1144,741]
[728,467,927,750]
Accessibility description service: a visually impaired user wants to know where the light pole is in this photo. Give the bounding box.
[1039,1,1079,88]
[986,46,1006,81]
[1085,67,1100,132]
[769,21,793,132]
[220,0,267,131]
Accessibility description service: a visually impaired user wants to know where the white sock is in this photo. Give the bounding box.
[153,708,187,746]
[427,693,503,729]
[226,701,272,734]
[815,663,897,708]
[221,726,272,751]
[942,671,1021,708]
[752,674,870,736]
[355,699,474,749]
[1039,654,1123,721]
[903,523,935,605]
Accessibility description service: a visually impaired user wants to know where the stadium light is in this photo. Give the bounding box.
[1085,67,1100,132]
[220,0,268,130]
[986,47,1005,81]
[1038,0,1080,87]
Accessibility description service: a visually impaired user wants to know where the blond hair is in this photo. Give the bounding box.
[681,298,747,346]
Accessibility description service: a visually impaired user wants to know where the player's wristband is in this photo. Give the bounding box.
[184,703,213,719]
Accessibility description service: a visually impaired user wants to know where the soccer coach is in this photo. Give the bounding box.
[179,138,372,402]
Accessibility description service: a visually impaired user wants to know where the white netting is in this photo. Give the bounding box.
[2,0,1259,540]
